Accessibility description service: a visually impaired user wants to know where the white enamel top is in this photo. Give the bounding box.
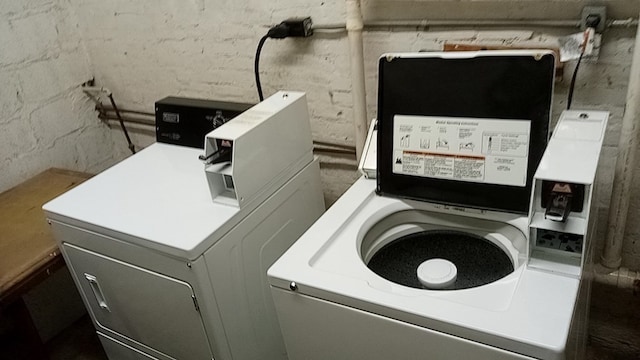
[268,177,580,360]
[43,143,241,259]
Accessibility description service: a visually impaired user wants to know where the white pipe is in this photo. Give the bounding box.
[81,86,112,96]
[363,19,580,28]
[312,18,639,31]
[346,0,368,161]
[601,18,640,270]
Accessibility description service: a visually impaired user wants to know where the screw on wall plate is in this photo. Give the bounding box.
[289,281,298,291]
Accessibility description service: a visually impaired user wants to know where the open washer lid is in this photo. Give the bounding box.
[376,51,555,214]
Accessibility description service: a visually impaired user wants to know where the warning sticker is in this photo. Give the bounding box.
[392,115,531,187]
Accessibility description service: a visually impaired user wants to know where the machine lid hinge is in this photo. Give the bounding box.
[191,294,200,312]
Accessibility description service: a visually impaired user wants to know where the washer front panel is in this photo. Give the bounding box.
[268,177,579,359]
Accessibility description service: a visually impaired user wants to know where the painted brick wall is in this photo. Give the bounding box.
[0,1,119,193]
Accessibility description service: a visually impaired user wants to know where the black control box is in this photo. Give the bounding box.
[155,96,253,149]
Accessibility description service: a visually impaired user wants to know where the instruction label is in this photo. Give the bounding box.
[392,115,530,186]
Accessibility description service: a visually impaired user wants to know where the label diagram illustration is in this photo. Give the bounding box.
[392,115,531,187]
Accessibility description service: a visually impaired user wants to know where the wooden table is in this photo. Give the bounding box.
[0,168,92,304]
[0,168,91,357]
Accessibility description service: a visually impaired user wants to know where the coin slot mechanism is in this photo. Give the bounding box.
[541,181,584,222]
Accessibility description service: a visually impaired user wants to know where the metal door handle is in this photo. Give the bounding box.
[84,273,110,311]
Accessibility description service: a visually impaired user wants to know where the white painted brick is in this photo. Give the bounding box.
[69,1,147,37]
[0,1,55,17]
[74,124,124,169]
[0,159,29,195]
[0,70,23,119]
[598,30,637,65]
[0,3,24,15]
[363,1,639,22]
[18,54,90,103]
[417,30,476,41]
[575,61,631,89]
[29,96,85,146]
[0,12,58,65]
[51,6,88,53]
[0,19,15,60]
[0,1,120,194]
[19,132,82,172]
[270,1,345,24]
[475,31,534,41]
[0,117,37,162]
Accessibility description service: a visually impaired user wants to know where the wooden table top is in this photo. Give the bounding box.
[0,168,92,302]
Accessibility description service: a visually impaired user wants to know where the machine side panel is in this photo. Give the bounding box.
[63,243,212,360]
[204,159,325,360]
[271,288,536,360]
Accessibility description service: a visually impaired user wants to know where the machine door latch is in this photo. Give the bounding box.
[84,273,110,312]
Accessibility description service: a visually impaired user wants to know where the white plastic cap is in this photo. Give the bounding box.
[417,258,457,289]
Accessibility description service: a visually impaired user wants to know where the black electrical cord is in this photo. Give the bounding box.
[254,23,292,101]
[567,14,601,110]
[254,34,269,102]
[107,93,136,154]
[198,147,230,164]
[566,51,584,110]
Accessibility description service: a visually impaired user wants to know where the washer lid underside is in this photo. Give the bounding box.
[376,51,555,213]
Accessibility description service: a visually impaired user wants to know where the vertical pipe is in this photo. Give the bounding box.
[346,0,368,161]
[601,19,640,270]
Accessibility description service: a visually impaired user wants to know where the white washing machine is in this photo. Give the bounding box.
[268,52,607,360]
[44,92,326,360]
